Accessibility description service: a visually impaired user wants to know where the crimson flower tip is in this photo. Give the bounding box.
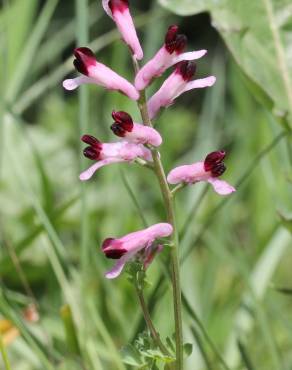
[110,111,162,146]
[176,61,197,81]
[102,223,173,279]
[108,0,129,13]
[167,151,235,195]
[165,25,187,54]
[73,47,96,76]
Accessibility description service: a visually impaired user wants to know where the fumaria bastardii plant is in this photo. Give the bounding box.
[63,1,235,369]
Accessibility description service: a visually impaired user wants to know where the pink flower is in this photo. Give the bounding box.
[111,111,162,146]
[167,151,235,195]
[135,25,207,90]
[79,134,152,181]
[101,223,173,278]
[102,0,143,60]
[63,47,139,100]
[147,61,216,119]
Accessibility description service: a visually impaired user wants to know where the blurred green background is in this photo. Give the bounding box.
[1,0,292,369]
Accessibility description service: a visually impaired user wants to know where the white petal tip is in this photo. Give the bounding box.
[208,76,216,86]
[79,173,91,181]
[134,53,144,61]
[63,79,78,91]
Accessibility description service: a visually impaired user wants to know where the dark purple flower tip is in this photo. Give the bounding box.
[73,47,96,76]
[204,150,226,177]
[104,248,128,259]
[175,34,187,53]
[111,111,133,137]
[102,238,127,259]
[165,25,187,54]
[176,61,196,81]
[81,135,102,160]
[110,123,126,137]
[81,134,102,149]
[109,0,129,13]
[83,146,101,160]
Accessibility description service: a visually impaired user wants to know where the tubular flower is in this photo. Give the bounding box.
[147,61,216,119]
[63,47,139,100]
[111,111,162,146]
[167,151,235,195]
[102,0,143,60]
[135,25,207,90]
[101,223,173,278]
[79,134,152,181]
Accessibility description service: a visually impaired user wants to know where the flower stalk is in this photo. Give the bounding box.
[133,58,184,370]
[134,281,171,357]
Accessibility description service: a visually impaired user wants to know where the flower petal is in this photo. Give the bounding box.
[113,8,143,60]
[63,76,96,90]
[183,76,216,92]
[105,255,129,279]
[102,0,143,60]
[79,158,126,181]
[173,50,207,63]
[207,178,236,195]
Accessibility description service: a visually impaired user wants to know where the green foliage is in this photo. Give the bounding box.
[159,0,292,123]
[121,332,175,369]
[1,0,292,369]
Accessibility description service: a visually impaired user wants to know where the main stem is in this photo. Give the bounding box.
[134,60,183,369]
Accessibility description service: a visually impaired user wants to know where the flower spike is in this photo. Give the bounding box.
[167,150,235,195]
[63,47,139,100]
[147,61,216,119]
[101,223,173,278]
[111,111,162,147]
[80,134,152,181]
[135,25,207,90]
[102,0,143,60]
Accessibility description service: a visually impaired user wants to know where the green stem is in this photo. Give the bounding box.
[134,283,171,357]
[133,59,184,369]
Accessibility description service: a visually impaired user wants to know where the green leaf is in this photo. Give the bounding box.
[120,344,144,367]
[159,0,292,122]
[183,343,193,357]
[272,285,292,295]
[278,210,292,233]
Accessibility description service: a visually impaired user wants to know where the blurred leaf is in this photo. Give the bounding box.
[60,305,81,356]
[224,227,291,367]
[272,285,292,295]
[237,340,256,370]
[159,0,292,122]
[1,0,38,78]
[278,211,292,233]
[121,344,144,366]
[183,342,193,357]
[6,0,59,102]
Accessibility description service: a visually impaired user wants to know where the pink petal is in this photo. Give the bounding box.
[173,50,207,63]
[183,76,216,92]
[88,62,139,100]
[135,48,171,90]
[147,73,185,119]
[113,8,143,60]
[79,158,126,181]
[102,0,112,18]
[125,124,162,147]
[207,178,236,195]
[105,255,129,279]
[134,46,207,90]
[62,76,96,90]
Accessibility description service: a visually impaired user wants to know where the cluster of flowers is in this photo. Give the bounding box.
[63,0,235,279]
